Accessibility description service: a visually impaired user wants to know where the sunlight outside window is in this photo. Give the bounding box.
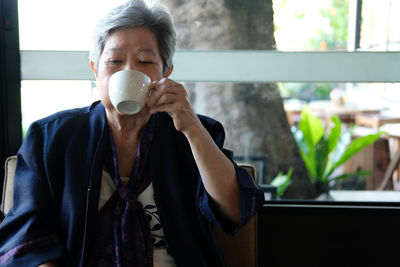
[17,0,400,199]
[18,0,127,50]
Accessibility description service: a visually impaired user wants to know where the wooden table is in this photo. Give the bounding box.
[355,113,400,129]
[308,100,384,125]
[285,100,385,126]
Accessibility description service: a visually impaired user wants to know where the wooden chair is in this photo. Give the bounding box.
[1,155,16,217]
[377,124,400,190]
[1,157,258,267]
[353,115,400,190]
[213,164,258,267]
[350,114,400,190]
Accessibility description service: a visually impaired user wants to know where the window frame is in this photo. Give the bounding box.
[21,50,400,83]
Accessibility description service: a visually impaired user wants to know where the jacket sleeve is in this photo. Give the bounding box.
[196,117,265,235]
[0,124,64,266]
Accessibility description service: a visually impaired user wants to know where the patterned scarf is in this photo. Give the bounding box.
[89,116,155,267]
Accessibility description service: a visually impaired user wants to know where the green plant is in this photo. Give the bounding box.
[292,106,383,186]
[270,167,293,197]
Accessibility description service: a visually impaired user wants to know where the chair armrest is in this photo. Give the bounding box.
[213,164,258,267]
[2,156,17,217]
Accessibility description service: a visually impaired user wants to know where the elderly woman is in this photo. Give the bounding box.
[0,0,264,266]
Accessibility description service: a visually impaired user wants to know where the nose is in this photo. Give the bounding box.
[122,61,148,77]
[124,61,138,71]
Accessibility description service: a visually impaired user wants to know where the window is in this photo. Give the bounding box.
[18,0,127,51]
[360,0,400,51]
[18,0,400,201]
[274,0,350,51]
[20,80,98,135]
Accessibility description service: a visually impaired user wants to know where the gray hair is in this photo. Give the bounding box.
[89,0,176,76]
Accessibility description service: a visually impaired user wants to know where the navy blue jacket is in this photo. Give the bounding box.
[0,101,264,266]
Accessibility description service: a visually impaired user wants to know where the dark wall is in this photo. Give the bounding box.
[258,202,400,267]
[0,0,22,194]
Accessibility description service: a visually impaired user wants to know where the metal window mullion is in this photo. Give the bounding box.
[21,50,400,83]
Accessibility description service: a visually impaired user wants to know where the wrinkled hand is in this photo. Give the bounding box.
[147,78,200,134]
[148,79,240,223]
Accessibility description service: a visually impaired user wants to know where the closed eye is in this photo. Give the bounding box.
[139,61,153,65]
[107,59,122,65]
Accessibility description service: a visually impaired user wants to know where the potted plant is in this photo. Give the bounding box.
[270,167,292,198]
[292,106,384,198]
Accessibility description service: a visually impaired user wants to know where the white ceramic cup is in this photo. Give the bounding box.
[108,70,152,115]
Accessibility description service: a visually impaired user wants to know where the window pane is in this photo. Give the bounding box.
[17,0,400,202]
[18,0,127,50]
[18,0,351,52]
[21,80,99,135]
[18,0,400,52]
[360,0,400,51]
[188,81,400,201]
[273,0,349,51]
[19,79,400,201]
[282,82,400,198]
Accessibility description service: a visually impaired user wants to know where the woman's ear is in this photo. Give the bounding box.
[90,61,97,77]
[165,65,174,78]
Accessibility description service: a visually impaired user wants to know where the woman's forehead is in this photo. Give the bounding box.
[104,27,160,52]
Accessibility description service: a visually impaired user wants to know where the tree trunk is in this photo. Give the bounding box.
[165,0,314,198]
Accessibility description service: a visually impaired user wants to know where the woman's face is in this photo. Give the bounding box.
[93,27,164,111]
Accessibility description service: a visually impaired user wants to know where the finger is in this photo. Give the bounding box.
[149,81,158,92]
[147,82,157,98]
[147,78,170,107]
[148,79,187,107]
[149,101,185,115]
[149,96,189,113]
[150,102,181,115]
[155,93,187,107]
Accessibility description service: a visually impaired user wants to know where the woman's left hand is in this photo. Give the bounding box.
[147,78,200,134]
